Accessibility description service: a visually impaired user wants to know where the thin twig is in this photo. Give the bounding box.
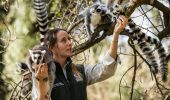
[158,10,165,29]
[158,83,170,90]
[67,19,83,33]
[129,39,137,100]
[119,66,134,100]
[9,81,22,99]
[139,6,160,33]
[131,7,154,19]
[0,14,11,34]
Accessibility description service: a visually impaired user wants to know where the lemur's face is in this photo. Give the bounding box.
[112,4,124,15]
[90,4,108,16]
[29,49,46,65]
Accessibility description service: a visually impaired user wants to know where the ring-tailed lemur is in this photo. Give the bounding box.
[79,0,113,41]
[26,45,56,100]
[33,0,48,45]
[17,0,54,99]
[111,4,168,81]
[32,0,56,99]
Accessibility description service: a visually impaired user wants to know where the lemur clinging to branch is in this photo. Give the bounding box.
[79,0,114,41]
[82,0,168,81]
[111,3,168,81]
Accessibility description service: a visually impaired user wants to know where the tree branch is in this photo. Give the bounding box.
[157,25,170,40]
[163,13,170,28]
[148,0,170,14]
[72,22,115,56]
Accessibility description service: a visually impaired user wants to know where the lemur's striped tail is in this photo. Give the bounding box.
[127,19,159,73]
[167,53,170,61]
[138,42,159,73]
[128,18,168,81]
[157,44,168,82]
[33,0,48,45]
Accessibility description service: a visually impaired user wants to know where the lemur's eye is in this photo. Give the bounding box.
[96,9,101,12]
[38,56,41,60]
[115,5,118,8]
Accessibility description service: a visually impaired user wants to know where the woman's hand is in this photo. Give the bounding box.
[113,15,128,35]
[35,63,48,81]
[108,16,128,59]
[35,64,49,100]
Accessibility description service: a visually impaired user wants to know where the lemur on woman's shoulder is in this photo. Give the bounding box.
[17,0,55,99]
[17,45,56,100]
[29,0,56,99]
[26,45,56,100]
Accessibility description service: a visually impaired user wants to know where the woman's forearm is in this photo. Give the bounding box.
[108,32,119,59]
[37,80,49,100]
[108,16,128,59]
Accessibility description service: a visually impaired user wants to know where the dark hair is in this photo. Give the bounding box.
[44,28,67,50]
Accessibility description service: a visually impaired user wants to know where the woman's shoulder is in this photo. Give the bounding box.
[76,64,84,68]
[75,64,84,72]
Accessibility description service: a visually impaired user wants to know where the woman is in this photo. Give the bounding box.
[35,16,128,100]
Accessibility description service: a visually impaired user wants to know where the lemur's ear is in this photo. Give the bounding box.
[106,0,114,10]
[29,49,33,55]
[124,5,128,12]
[122,5,128,16]
[42,50,46,54]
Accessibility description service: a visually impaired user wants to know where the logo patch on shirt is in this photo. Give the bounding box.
[53,82,64,88]
[74,74,83,82]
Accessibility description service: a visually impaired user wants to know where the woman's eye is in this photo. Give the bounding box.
[60,37,72,43]
[61,38,66,43]
[62,40,65,42]
[68,37,71,40]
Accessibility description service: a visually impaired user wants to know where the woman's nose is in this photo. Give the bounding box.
[67,40,72,46]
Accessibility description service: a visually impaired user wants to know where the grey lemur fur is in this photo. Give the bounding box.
[79,0,113,41]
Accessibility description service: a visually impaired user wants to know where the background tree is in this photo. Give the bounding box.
[0,0,16,99]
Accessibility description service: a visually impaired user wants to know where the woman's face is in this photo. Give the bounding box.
[52,30,72,58]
